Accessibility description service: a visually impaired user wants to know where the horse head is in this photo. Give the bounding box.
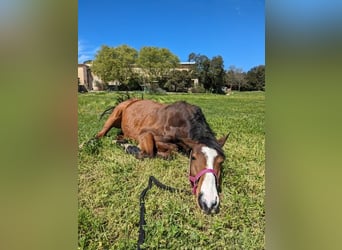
[186,133,229,214]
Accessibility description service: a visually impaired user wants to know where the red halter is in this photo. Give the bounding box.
[189,168,217,195]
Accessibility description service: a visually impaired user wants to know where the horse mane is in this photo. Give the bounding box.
[188,104,225,157]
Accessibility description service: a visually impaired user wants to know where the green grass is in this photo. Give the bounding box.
[78,91,265,249]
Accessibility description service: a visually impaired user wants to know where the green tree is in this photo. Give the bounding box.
[246,65,265,91]
[189,53,225,93]
[83,60,93,64]
[91,45,113,83]
[164,70,192,92]
[209,56,225,93]
[189,53,211,90]
[91,44,138,85]
[137,47,179,86]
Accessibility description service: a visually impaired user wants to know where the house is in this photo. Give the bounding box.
[77,62,199,91]
[177,61,195,71]
[78,64,93,91]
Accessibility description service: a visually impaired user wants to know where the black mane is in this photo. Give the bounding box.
[188,104,225,157]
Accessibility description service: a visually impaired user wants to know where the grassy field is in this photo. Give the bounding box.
[78,91,265,249]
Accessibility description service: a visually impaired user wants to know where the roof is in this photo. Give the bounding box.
[180,62,196,65]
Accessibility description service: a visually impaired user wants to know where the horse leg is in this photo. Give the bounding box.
[115,132,156,159]
[96,108,123,138]
[155,141,178,159]
[136,132,156,159]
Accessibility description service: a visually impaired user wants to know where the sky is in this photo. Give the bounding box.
[78,0,264,72]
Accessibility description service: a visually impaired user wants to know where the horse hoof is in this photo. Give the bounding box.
[124,144,141,155]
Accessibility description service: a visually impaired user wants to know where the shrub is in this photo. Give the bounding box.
[190,85,206,93]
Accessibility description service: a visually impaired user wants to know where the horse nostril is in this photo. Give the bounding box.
[212,198,217,207]
[198,193,220,214]
[198,194,209,212]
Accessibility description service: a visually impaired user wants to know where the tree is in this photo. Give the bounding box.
[83,60,93,64]
[189,53,225,93]
[188,53,211,90]
[225,65,247,91]
[246,65,265,91]
[188,52,197,63]
[91,44,138,85]
[164,70,192,92]
[137,47,179,86]
[91,45,114,83]
[209,56,225,93]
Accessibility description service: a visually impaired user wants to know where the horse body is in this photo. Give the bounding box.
[97,99,203,157]
[96,98,229,214]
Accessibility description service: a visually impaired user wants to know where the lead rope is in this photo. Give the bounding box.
[137,176,191,249]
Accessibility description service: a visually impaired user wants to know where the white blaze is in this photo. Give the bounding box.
[200,146,219,207]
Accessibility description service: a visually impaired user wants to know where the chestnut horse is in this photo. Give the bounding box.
[96,98,229,214]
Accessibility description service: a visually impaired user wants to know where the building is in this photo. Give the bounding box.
[78,64,93,91]
[177,61,196,71]
[77,62,198,91]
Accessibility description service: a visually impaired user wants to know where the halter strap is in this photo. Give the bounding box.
[189,168,217,195]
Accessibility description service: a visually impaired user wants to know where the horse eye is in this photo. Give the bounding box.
[191,156,196,161]
[217,158,224,165]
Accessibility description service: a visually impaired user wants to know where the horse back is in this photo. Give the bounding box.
[121,100,197,142]
[121,99,165,139]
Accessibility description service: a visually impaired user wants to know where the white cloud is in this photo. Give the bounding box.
[78,54,91,64]
[78,40,100,63]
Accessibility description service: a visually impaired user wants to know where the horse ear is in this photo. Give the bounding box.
[217,132,230,147]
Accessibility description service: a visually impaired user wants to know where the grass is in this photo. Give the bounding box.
[78,91,265,249]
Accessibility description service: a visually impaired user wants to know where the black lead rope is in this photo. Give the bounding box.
[137,176,191,249]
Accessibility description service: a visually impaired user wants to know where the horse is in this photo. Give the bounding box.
[96,98,229,214]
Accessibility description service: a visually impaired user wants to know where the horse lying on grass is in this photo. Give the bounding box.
[96,98,229,214]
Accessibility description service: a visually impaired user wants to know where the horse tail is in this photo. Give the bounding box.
[99,92,143,121]
[99,106,116,121]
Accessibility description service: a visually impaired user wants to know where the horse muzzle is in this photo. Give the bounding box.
[198,192,220,214]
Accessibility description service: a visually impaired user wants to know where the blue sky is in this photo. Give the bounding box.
[78,0,264,72]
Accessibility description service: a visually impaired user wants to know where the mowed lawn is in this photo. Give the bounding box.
[78,91,265,249]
